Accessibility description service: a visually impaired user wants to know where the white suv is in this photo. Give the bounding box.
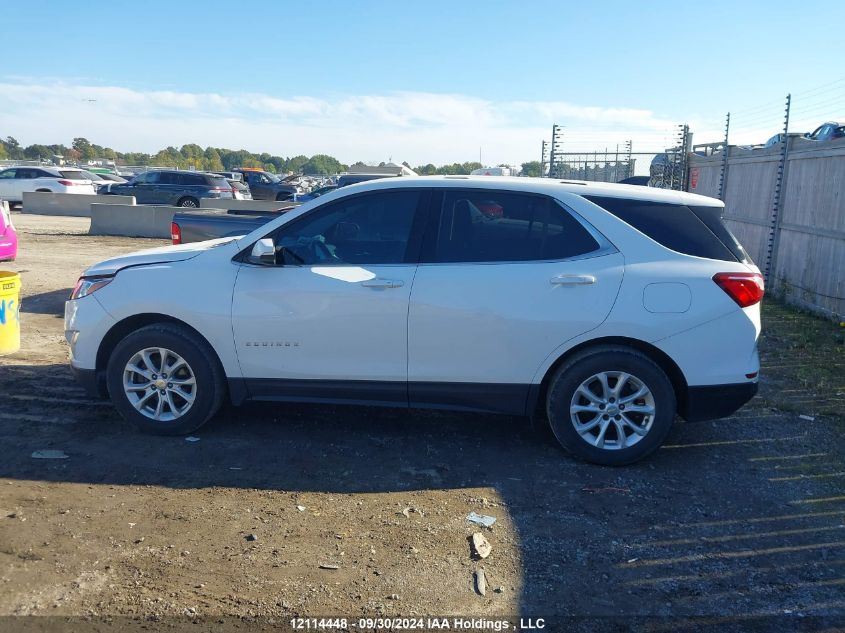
[0,166,96,203]
[64,177,763,465]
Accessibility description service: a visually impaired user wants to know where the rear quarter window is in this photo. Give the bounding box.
[584,195,742,263]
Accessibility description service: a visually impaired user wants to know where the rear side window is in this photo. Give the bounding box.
[584,196,743,262]
[430,190,600,263]
[177,173,207,186]
[158,172,180,185]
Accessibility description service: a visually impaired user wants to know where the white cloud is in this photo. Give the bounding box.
[0,80,713,166]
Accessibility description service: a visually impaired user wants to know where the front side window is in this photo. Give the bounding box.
[133,172,158,185]
[430,190,600,263]
[272,190,421,266]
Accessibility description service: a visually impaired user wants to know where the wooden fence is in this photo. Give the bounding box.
[688,137,845,319]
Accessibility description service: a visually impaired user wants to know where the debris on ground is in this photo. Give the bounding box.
[185,436,200,442]
[474,569,487,596]
[471,532,492,559]
[466,512,497,528]
[296,505,306,512]
[31,450,68,459]
[799,414,815,421]
[494,586,504,593]
[319,564,339,570]
[245,534,258,542]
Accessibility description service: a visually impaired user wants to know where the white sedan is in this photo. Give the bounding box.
[0,166,96,203]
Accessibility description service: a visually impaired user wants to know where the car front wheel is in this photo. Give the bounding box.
[106,324,225,435]
[546,346,676,466]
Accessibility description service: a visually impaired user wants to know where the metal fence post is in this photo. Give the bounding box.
[764,94,792,285]
[718,112,730,200]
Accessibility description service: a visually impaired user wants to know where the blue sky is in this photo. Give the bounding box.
[2,0,842,165]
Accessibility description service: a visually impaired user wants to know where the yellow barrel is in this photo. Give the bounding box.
[0,271,21,355]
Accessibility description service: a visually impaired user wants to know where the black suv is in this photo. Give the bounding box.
[234,169,298,201]
[100,170,234,207]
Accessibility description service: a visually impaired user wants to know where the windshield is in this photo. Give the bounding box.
[80,170,104,181]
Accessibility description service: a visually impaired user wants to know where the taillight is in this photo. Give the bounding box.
[713,272,765,308]
[171,222,182,245]
[58,179,80,186]
[208,186,234,193]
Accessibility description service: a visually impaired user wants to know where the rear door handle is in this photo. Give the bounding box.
[361,278,404,289]
[550,274,596,286]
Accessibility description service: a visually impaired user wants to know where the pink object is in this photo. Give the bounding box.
[0,203,18,262]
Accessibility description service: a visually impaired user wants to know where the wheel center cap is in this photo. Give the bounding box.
[606,404,620,416]
[155,378,167,390]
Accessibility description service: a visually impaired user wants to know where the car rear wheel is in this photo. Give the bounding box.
[546,346,676,466]
[106,324,225,435]
[177,196,199,208]
[275,192,290,201]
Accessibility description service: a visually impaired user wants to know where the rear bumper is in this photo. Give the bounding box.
[681,382,758,422]
[70,364,107,398]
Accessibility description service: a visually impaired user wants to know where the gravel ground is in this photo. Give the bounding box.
[0,214,843,631]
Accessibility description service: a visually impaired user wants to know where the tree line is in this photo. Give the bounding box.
[1,135,541,177]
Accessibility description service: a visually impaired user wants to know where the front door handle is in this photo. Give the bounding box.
[550,274,596,286]
[361,278,404,289]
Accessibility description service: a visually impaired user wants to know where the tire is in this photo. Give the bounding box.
[35,189,51,192]
[546,345,676,466]
[275,192,290,202]
[106,323,225,435]
[177,196,199,208]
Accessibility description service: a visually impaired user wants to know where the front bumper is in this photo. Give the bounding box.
[681,381,758,422]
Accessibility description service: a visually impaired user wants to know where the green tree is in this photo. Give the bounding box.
[301,154,343,175]
[72,137,96,161]
[520,160,542,177]
[24,144,51,160]
[3,137,23,159]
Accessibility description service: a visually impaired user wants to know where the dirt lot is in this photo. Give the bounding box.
[1,214,843,630]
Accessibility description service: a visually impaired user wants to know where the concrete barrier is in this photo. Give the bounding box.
[199,198,292,213]
[22,192,135,217]
[89,204,223,239]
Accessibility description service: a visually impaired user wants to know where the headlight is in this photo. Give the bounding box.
[70,276,113,300]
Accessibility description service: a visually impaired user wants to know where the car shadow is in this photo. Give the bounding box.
[0,362,843,628]
[19,288,72,316]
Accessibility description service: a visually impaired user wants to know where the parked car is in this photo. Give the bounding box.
[806,121,845,142]
[222,177,252,200]
[171,211,276,244]
[0,201,17,261]
[233,169,298,201]
[336,173,395,188]
[295,184,337,202]
[0,166,96,203]
[97,173,127,183]
[99,170,234,207]
[65,177,763,466]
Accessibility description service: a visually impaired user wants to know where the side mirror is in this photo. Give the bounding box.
[248,238,276,265]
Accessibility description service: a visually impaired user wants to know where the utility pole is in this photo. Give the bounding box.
[549,124,563,178]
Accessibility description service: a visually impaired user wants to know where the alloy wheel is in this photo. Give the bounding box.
[122,347,197,421]
[569,371,655,450]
